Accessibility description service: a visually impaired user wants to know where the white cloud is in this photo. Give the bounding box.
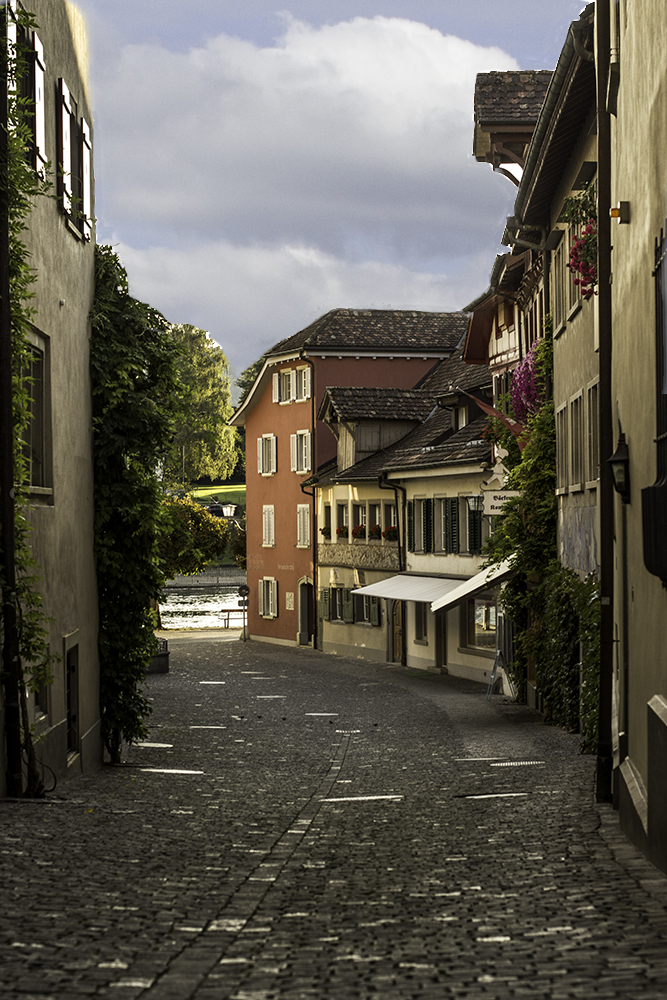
[92,16,518,372]
[115,237,496,378]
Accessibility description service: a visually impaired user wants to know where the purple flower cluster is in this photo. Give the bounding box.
[510,342,545,424]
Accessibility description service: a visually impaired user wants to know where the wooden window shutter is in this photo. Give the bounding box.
[272,373,279,402]
[407,500,415,552]
[304,366,311,398]
[257,437,263,474]
[423,498,433,554]
[33,34,47,175]
[444,498,460,554]
[343,588,354,624]
[81,117,92,239]
[270,581,278,617]
[258,581,265,616]
[305,432,311,471]
[319,588,330,621]
[290,370,297,401]
[270,435,277,474]
[59,79,72,213]
[290,434,297,472]
[468,510,482,554]
[370,597,380,627]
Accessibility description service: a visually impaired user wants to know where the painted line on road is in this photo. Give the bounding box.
[200,681,226,685]
[140,768,205,775]
[464,792,528,800]
[321,794,403,803]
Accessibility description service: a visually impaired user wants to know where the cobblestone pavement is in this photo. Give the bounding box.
[3,632,667,1000]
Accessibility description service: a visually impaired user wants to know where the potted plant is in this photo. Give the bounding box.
[320,525,331,539]
[383,525,398,542]
[351,523,366,540]
[336,525,349,539]
[369,524,382,541]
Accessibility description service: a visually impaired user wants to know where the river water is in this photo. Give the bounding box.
[160,583,247,630]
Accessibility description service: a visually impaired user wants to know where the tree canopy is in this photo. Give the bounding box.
[158,495,229,579]
[166,324,237,485]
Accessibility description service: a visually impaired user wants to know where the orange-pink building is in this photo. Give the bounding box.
[232,309,467,646]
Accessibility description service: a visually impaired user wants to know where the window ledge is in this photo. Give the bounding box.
[553,320,567,340]
[585,480,599,491]
[457,646,495,659]
[413,638,428,646]
[567,299,582,323]
[27,486,54,507]
[556,486,568,496]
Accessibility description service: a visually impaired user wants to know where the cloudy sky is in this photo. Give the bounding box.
[74,0,587,382]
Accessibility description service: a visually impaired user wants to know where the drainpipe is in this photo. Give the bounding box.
[300,353,317,647]
[595,0,614,803]
[378,473,406,572]
[0,9,23,798]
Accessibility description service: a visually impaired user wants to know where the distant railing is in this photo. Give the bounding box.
[165,565,247,588]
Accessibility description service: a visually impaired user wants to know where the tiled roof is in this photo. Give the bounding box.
[474,70,553,126]
[267,309,468,356]
[323,386,435,423]
[418,346,492,396]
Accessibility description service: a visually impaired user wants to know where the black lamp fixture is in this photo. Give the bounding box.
[466,494,485,513]
[608,432,630,503]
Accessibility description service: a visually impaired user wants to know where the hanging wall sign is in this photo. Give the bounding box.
[483,491,522,516]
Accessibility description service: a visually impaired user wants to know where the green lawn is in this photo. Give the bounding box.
[191,484,246,508]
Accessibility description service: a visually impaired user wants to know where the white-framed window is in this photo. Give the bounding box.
[257,434,277,476]
[295,366,311,401]
[464,595,497,650]
[439,497,460,554]
[570,393,584,490]
[21,334,48,488]
[290,430,311,473]
[262,505,275,547]
[586,381,599,485]
[353,593,381,626]
[272,369,295,403]
[58,78,92,239]
[297,504,310,548]
[415,602,428,643]
[568,221,583,313]
[259,578,278,618]
[552,232,567,332]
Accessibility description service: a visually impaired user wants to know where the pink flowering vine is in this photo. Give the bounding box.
[567,220,598,299]
[510,341,546,424]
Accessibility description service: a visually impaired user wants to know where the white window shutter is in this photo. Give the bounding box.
[33,34,47,174]
[272,373,279,402]
[262,505,270,545]
[290,434,297,472]
[59,79,72,213]
[81,117,92,239]
[258,581,265,616]
[270,581,278,617]
[269,507,275,546]
[290,370,297,402]
[306,432,312,471]
[303,367,311,399]
[257,437,263,474]
[270,435,277,474]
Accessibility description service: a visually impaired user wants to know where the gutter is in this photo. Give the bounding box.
[299,351,318,648]
[379,472,406,572]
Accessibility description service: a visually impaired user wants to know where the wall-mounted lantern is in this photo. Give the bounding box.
[608,432,630,503]
[465,495,485,513]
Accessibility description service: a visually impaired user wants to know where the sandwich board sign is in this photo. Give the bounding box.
[483,491,521,516]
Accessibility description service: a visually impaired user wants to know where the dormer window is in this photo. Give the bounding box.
[455,405,468,431]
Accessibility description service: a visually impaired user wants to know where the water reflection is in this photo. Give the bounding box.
[160,584,245,630]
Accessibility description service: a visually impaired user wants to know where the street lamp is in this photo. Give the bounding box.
[608,432,630,504]
[465,495,485,513]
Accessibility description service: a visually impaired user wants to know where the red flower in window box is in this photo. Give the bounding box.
[351,523,366,539]
[369,524,382,540]
[335,525,348,538]
[382,526,398,541]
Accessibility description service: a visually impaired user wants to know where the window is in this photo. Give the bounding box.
[568,222,583,313]
[415,602,428,643]
[262,505,275,547]
[353,593,380,626]
[272,369,295,403]
[352,503,366,539]
[587,382,599,484]
[384,503,396,533]
[259,578,278,618]
[368,503,381,540]
[556,404,569,491]
[295,367,311,401]
[552,232,566,331]
[9,8,47,177]
[322,504,332,540]
[22,342,46,487]
[440,497,460,554]
[570,394,584,490]
[297,504,310,548]
[257,434,277,475]
[330,587,353,623]
[454,405,468,431]
[465,596,496,649]
[58,78,92,239]
[290,430,311,474]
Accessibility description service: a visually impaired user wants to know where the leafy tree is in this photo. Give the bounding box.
[158,495,229,579]
[228,515,246,571]
[235,354,265,407]
[166,324,236,484]
[90,245,183,763]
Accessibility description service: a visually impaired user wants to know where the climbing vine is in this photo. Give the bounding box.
[562,183,597,299]
[1,7,55,796]
[90,245,184,763]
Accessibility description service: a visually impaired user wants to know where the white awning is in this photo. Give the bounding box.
[354,575,466,604]
[430,558,515,613]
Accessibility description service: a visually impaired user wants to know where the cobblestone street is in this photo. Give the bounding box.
[2,633,667,999]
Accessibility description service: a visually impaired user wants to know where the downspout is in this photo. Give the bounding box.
[379,472,406,572]
[0,8,23,798]
[300,353,317,648]
[595,0,614,803]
